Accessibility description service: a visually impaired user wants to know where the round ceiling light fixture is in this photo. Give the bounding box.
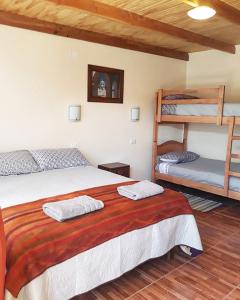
[187,6,216,20]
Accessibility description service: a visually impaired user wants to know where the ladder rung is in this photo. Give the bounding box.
[229,171,240,178]
[231,154,240,159]
[232,136,240,140]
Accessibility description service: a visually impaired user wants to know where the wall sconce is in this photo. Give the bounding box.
[68,105,81,122]
[131,107,140,122]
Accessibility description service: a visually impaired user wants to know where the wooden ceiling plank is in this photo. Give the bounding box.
[196,0,240,25]
[0,10,189,61]
[49,0,236,53]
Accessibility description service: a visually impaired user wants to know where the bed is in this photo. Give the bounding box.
[162,102,240,117]
[152,86,240,201]
[156,157,240,192]
[155,86,240,126]
[1,165,202,300]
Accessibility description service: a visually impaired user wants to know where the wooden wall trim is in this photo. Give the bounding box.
[0,10,189,61]
[50,0,236,53]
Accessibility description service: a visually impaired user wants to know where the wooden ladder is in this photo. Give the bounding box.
[224,117,240,195]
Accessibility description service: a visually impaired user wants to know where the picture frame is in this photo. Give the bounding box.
[88,65,124,103]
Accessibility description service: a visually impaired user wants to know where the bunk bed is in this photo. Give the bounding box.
[152,86,240,201]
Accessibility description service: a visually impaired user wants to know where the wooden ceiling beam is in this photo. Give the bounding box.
[192,0,240,25]
[50,0,236,54]
[0,11,189,61]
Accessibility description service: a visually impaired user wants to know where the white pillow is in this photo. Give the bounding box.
[160,157,179,163]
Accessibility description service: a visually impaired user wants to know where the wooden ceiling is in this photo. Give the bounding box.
[0,0,240,61]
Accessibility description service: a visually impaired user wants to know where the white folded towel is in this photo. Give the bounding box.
[42,195,104,222]
[117,180,164,200]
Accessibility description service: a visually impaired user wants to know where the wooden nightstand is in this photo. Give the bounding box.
[98,162,130,178]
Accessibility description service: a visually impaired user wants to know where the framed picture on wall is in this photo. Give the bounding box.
[88,65,124,103]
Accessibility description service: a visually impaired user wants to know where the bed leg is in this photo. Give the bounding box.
[167,248,175,260]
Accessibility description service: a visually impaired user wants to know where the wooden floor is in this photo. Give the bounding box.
[73,202,240,300]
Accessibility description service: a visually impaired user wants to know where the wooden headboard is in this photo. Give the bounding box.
[157,140,185,156]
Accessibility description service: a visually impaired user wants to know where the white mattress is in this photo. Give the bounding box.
[1,166,202,300]
[164,103,240,116]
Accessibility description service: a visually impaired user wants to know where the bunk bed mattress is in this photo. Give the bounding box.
[157,157,240,192]
[162,103,240,116]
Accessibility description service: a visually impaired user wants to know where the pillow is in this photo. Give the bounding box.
[180,151,200,163]
[157,152,180,163]
[31,148,90,171]
[0,150,40,176]
[163,94,199,100]
[158,151,199,164]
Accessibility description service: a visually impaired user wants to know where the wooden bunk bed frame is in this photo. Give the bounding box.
[152,86,240,201]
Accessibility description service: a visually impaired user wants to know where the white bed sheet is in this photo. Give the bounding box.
[0,166,131,209]
[168,103,240,116]
[1,166,202,300]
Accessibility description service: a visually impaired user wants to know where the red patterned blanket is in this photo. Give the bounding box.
[2,182,192,297]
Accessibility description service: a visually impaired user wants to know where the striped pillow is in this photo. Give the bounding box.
[0,150,40,176]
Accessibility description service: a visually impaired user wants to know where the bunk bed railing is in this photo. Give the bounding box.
[224,117,240,200]
[224,117,235,193]
[157,86,225,126]
[161,99,218,105]
[161,87,221,95]
[217,86,225,125]
[152,93,159,181]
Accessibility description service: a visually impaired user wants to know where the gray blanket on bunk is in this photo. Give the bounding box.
[157,157,240,192]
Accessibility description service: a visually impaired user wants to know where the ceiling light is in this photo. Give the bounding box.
[187,6,216,20]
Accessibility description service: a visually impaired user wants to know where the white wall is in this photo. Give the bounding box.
[187,47,240,160]
[187,46,240,102]
[0,25,186,179]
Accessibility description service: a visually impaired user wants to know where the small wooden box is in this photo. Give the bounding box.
[98,162,130,178]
